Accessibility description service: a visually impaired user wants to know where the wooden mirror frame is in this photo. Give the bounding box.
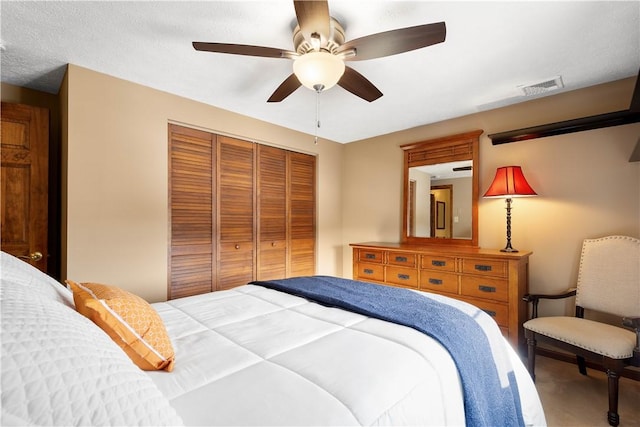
[400,130,482,247]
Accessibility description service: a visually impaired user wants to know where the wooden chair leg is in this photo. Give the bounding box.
[577,355,587,375]
[606,369,620,427]
[525,330,536,381]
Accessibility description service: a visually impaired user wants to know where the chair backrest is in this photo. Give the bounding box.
[575,235,640,317]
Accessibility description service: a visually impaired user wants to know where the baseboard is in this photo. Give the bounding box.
[537,347,640,381]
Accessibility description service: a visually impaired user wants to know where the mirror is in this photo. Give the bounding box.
[401,130,482,247]
[409,160,473,239]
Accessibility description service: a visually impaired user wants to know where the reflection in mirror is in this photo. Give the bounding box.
[401,130,481,247]
[408,160,473,239]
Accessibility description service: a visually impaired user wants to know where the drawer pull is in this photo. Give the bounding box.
[475,264,492,272]
[365,253,376,259]
[483,310,497,317]
[397,274,410,280]
[363,268,374,275]
[432,260,446,267]
[428,278,443,285]
[479,285,496,293]
[395,256,408,262]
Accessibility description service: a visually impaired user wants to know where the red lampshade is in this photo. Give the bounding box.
[483,166,537,198]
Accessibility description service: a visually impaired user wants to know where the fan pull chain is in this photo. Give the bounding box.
[314,88,321,145]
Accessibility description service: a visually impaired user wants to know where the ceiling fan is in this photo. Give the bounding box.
[193,0,446,103]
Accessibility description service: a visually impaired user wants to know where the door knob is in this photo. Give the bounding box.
[18,251,43,262]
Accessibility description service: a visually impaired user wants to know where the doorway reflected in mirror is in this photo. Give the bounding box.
[407,161,472,239]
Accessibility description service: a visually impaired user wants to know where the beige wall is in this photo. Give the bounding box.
[1,82,59,111]
[343,77,640,317]
[6,68,638,317]
[63,65,344,302]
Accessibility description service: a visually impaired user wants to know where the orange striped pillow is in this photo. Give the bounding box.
[67,280,175,372]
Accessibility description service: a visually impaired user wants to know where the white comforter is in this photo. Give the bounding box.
[148,284,546,426]
[1,251,545,426]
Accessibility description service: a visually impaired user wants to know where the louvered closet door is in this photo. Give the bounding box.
[168,125,215,299]
[289,152,316,276]
[217,136,256,290]
[257,145,287,280]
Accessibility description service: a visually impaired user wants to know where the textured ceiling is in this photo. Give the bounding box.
[1,1,639,143]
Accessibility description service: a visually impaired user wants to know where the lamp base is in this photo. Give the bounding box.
[501,198,518,253]
[500,247,519,253]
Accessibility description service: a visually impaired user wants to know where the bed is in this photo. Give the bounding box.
[1,251,546,426]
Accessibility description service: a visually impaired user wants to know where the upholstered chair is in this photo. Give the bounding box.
[523,235,640,427]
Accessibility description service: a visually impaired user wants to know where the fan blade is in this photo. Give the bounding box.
[294,0,331,43]
[337,22,446,61]
[267,74,302,102]
[193,42,297,59]
[338,67,383,102]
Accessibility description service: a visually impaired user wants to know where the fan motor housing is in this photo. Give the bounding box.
[293,17,345,54]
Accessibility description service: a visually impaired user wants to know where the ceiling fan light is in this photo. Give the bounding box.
[293,51,345,91]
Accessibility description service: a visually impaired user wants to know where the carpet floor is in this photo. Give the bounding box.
[533,355,640,427]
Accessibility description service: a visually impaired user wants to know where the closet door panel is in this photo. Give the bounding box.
[258,241,286,280]
[169,126,316,297]
[289,152,316,276]
[290,238,316,277]
[217,136,255,289]
[168,125,215,299]
[257,145,287,280]
[218,242,254,290]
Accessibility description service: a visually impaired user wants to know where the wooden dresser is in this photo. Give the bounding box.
[350,242,531,350]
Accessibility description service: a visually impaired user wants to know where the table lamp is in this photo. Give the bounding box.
[483,166,537,252]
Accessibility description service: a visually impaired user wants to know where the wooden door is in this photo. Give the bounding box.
[257,145,287,280]
[217,136,255,290]
[1,102,49,272]
[288,152,316,276]
[168,124,215,299]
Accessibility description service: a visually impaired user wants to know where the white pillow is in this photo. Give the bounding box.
[1,252,184,426]
[0,251,74,307]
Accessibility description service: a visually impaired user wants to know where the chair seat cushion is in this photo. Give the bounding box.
[524,316,635,359]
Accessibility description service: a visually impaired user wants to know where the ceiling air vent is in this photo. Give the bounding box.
[518,76,564,96]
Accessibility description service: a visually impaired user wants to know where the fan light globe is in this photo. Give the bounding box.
[293,51,345,91]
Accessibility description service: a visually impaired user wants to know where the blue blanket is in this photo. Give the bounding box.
[251,276,524,427]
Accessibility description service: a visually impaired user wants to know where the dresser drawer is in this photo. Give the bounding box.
[358,249,383,263]
[356,262,384,282]
[461,258,507,277]
[351,243,531,352]
[460,276,509,302]
[463,297,509,327]
[385,266,419,289]
[421,255,456,272]
[387,251,417,268]
[420,271,458,294]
